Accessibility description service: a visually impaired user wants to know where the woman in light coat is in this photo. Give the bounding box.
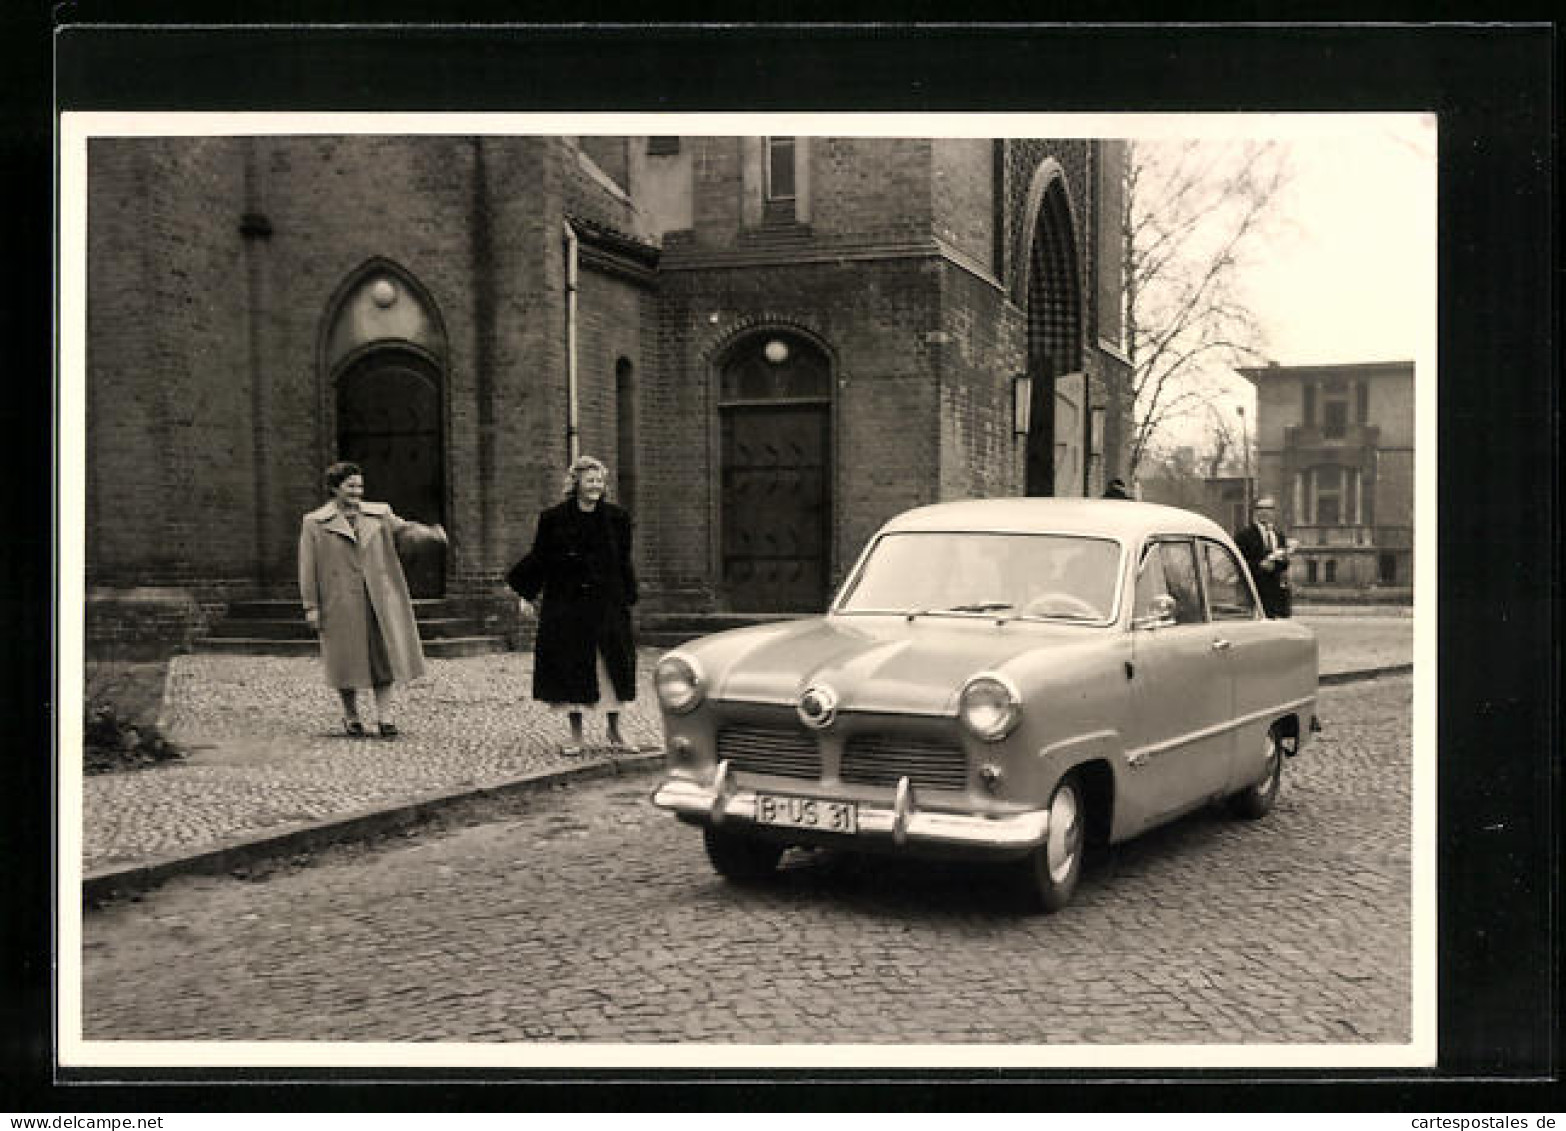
[298,461,443,737]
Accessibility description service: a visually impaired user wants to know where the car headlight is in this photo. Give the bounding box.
[959,673,1021,741]
[655,652,705,714]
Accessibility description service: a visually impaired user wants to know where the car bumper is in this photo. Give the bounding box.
[651,762,1051,856]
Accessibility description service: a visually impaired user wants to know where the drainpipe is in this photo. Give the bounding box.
[563,220,581,463]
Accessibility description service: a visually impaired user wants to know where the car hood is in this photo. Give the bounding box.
[689,615,1106,716]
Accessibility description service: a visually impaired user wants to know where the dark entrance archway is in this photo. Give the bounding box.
[336,348,446,597]
[1021,169,1084,497]
[718,332,833,613]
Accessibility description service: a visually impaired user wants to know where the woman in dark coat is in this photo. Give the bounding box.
[507,455,638,754]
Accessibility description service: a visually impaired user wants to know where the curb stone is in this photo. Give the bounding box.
[82,664,1411,907]
[82,751,663,907]
[1319,662,1412,686]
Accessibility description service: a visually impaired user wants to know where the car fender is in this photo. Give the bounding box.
[1033,730,1140,844]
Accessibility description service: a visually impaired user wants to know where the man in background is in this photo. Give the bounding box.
[1235,495,1294,618]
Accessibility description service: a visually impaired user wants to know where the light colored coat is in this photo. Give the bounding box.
[298,500,427,688]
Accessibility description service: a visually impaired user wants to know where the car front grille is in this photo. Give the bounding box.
[716,725,822,780]
[841,734,969,792]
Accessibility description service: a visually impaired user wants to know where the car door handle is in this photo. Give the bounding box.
[1211,638,1232,652]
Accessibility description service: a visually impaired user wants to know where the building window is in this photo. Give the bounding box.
[1316,487,1341,526]
[1324,559,1338,584]
[1322,397,1349,439]
[1306,559,1319,584]
[1306,465,1360,525]
[1303,384,1316,427]
[766,137,797,200]
[1379,552,1398,584]
[1356,379,1369,424]
[646,136,680,156]
[615,358,637,517]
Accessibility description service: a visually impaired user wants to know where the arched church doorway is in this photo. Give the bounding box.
[336,348,447,597]
[718,331,833,612]
[1022,168,1084,497]
[322,262,450,600]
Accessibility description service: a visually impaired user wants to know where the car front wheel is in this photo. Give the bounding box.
[703,827,785,883]
[1230,728,1288,819]
[1017,772,1086,913]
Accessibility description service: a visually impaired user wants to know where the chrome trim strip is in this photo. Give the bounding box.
[651,778,1051,850]
[710,759,732,825]
[892,776,913,845]
[1124,694,1319,767]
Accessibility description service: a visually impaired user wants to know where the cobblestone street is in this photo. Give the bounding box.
[81,616,1409,873]
[80,673,1413,1049]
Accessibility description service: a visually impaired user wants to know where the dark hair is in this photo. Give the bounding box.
[324,461,363,493]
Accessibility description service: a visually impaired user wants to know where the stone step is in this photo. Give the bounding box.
[638,612,801,633]
[634,613,803,650]
[424,636,511,658]
[193,635,509,658]
[223,598,468,619]
[191,638,320,657]
[204,616,489,641]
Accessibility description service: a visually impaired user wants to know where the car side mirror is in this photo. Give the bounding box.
[1132,593,1177,630]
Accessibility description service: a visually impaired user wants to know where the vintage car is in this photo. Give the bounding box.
[651,498,1319,911]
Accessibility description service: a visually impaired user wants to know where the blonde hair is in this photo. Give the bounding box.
[562,455,610,498]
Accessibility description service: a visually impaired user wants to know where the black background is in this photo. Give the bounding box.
[5,5,1557,1111]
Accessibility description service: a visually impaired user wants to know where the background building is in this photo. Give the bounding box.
[84,134,1133,650]
[1237,359,1415,598]
[1139,467,1251,535]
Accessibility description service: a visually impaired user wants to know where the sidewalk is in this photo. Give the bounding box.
[81,616,1414,896]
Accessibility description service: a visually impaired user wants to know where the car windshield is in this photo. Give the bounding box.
[835,531,1122,621]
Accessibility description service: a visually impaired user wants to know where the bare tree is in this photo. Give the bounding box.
[1122,139,1290,479]
[1200,401,1248,479]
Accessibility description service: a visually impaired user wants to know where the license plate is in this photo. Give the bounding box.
[754,792,858,835]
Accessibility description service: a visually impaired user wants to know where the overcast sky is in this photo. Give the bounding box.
[1164,114,1438,446]
[1242,118,1437,367]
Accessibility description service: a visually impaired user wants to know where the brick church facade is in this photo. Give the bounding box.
[83,133,1132,647]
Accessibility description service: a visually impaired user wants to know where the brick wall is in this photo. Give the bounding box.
[809,137,932,243]
[85,136,658,613]
[932,137,997,272]
[571,259,652,523]
[87,138,253,588]
[937,261,1026,500]
[649,254,943,608]
[85,132,1126,629]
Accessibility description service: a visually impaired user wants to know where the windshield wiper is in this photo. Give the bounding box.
[908,601,1014,620]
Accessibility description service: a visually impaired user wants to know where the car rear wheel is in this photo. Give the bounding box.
[1017,772,1085,913]
[1230,728,1287,819]
[703,827,785,883]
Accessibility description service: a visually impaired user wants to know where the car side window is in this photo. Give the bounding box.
[1135,539,1205,625]
[1202,540,1259,620]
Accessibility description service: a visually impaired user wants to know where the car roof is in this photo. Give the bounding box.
[877,497,1233,544]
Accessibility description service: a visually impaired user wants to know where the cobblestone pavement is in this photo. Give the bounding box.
[80,618,1412,873]
[81,674,1413,1047]
[82,649,667,871]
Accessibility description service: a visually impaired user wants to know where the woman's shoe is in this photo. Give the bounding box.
[378,722,399,739]
[559,743,584,758]
[344,718,367,738]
